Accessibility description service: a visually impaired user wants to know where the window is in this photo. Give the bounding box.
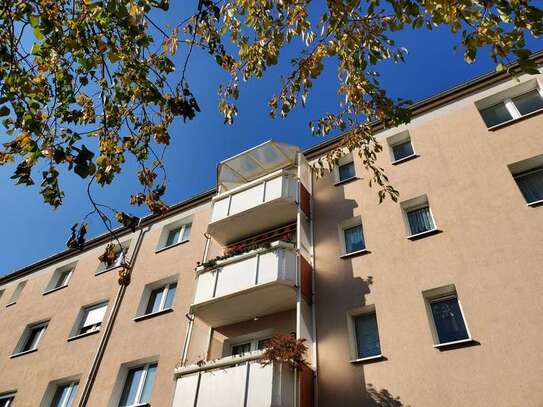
[401,195,437,238]
[51,381,79,407]
[166,223,191,247]
[392,139,415,162]
[45,264,75,294]
[75,302,108,336]
[333,153,356,184]
[119,363,157,407]
[344,225,365,253]
[478,82,543,128]
[0,393,14,407]
[339,217,366,256]
[14,321,48,355]
[423,285,471,346]
[145,283,176,315]
[96,242,130,274]
[229,336,272,356]
[354,312,381,359]
[338,161,355,182]
[6,281,26,306]
[387,130,417,164]
[509,154,543,206]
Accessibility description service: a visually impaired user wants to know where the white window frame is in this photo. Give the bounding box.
[69,301,108,339]
[387,130,417,164]
[156,218,193,252]
[422,284,472,348]
[333,153,357,185]
[96,241,130,275]
[12,320,48,356]
[476,79,543,129]
[145,283,176,315]
[50,381,79,407]
[134,276,178,320]
[508,154,543,207]
[224,329,274,357]
[119,363,157,407]
[400,194,438,239]
[0,393,15,407]
[6,281,26,307]
[346,305,383,363]
[44,263,76,295]
[338,216,367,257]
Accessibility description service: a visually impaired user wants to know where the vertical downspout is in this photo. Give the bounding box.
[77,222,148,407]
[309,163,318,407]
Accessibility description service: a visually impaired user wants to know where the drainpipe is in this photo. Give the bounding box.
[77,222,149,407]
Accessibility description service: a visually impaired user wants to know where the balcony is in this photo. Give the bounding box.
[191,242,297,327]
[208,171,298,245]
[173,353,294,407]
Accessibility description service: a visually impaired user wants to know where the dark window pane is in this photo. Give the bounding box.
[257,338,271,350]
[512,89,543,116]
[166,228,181,247]
[407,206,434,235]
[23,325,44,351]
[145,287,164,315]
[392,140,414,161]
[480,102,513,127]
[344,225,365,253]
[231,342,251,355]
[163,284,177,310]
[338,162,355,181]
[431,297,469,344]
[515,168,543,203]
[355,313,381,358]
[119,366,144,406]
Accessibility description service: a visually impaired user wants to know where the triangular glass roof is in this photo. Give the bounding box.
[217,140,299,191]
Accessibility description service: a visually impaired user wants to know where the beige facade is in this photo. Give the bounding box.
[1,59,543,407]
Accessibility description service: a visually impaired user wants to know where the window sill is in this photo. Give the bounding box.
[340,249,371,259]
[433,338,476,349]
[155,239,189,254]
[95,264,123,276]
[407,229,441,240]
[350,354,385,364]
[10,348,38,358]
[43,284,68,296]
[67,329,101,342]
[334,176,360,186]
[527,199,543,207]
[134,308,174,322]
[391,154,419,165]
[5,301,16,308]
[487,107,543,131]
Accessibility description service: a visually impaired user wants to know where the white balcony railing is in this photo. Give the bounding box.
[207,171,298,245]
[173,353,295,407]
[191,242,297,326]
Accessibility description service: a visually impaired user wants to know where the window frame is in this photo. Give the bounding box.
[387,130,418,165]
[423,285,473,348]
[144,283,177,316]
[513,166,543,206]
[50,380,79,407]
[12,320,49,357]
[118,362,158,407]
[0,393,15,407]
[346,305,384,363]
[68,301,108,340]
[338,216,368,258]
[400,195,438,239]
[477,82,543,129]
[333,153,357,185]
[156,219,193,252]
[44,263,76,295]
[95,241,130,275]
[6,280,27,307]
[229,335,272,356]
[134,277,178,321]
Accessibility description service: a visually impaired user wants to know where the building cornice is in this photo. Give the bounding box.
[2,50,542,284]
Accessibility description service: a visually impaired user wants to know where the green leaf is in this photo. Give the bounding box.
[0,106,9,116]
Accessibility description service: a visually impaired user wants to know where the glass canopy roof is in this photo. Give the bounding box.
[217,140,299,191]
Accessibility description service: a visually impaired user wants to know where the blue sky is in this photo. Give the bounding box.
[0,6,540,275]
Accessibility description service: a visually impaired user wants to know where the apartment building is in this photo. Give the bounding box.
[1,55,543,407]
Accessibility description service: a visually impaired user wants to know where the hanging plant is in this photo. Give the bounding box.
[98,243,120,266]
[259,333,307,370]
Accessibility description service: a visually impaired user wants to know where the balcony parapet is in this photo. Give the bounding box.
[191,241,297,327]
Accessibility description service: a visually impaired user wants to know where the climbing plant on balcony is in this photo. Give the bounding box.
[260,333,308,370]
